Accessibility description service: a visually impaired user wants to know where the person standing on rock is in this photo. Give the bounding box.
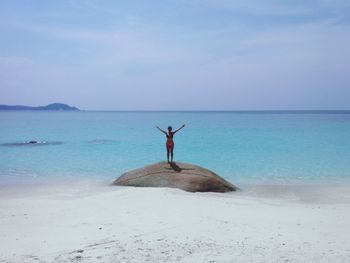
[156,124,185,163]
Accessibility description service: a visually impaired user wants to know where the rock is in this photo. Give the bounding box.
[113,162,237,193]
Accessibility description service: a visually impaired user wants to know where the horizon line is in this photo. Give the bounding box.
[1,103,349,112]
[80,109,350,113]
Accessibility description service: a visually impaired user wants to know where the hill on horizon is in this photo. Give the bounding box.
[0,103,80,111]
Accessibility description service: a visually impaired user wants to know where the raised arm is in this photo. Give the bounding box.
[155,125,167,135]
[173,124,185,134]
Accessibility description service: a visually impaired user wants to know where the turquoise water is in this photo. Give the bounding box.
[1,111,350,185]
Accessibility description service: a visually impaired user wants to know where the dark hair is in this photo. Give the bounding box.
[168,126,172,131]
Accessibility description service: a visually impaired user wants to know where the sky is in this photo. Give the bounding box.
[0,0,349,110]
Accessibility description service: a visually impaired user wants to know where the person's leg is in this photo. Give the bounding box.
[167,148,170,163]
[170,147,174,163]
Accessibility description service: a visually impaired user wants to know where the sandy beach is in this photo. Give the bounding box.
[1,182,350,263]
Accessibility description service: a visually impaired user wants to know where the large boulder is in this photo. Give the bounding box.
[113,162,237,193]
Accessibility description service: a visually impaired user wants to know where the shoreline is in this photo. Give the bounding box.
[1,180,350,203]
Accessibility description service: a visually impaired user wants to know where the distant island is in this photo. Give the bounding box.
[0,103,80,111]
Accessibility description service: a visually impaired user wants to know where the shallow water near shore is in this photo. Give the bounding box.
[1,111,350,186]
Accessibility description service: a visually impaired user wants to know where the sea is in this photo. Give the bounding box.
[1,111,350,186]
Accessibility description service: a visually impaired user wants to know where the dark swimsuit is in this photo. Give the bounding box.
[166,132,174,149]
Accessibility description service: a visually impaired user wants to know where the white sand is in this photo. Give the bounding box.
[1,182,350,263]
